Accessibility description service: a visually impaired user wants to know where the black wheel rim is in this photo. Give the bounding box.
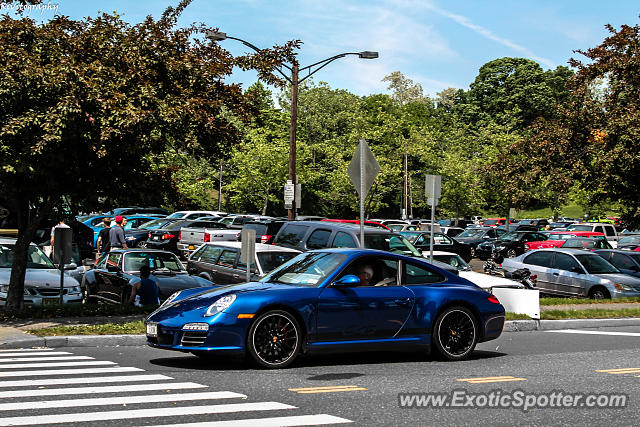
[138,241,147,248]
[437,310,475,357]
[507,249,516,258]
[252,313,299,366]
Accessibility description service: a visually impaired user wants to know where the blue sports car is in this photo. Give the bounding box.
[145,249,505,368]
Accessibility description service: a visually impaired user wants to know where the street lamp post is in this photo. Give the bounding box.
[207,31,378,219]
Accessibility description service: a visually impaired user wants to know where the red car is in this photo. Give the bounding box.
[525,231,606,251]
[321,219,390,230]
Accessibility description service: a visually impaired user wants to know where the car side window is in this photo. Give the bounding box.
[594,226,604,234]
[414,235,426,245]
[611,253,636,270]
[338,256,399,287]
[434,234,452,245]
[554,253,581,272]
[332,231,357,248]
[200,246,223,264]
[403,261,445,285]
[523,251,553,267]
[307,229,332,250]
[106,253,122,268]
[605,226,616,237]
[216,249,237,267]
[236,257,258,273]
[276,224,309,249]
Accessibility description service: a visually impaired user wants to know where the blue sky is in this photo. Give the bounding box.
[11,0,640,97]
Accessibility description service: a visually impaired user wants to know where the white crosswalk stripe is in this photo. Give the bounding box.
[0,348,53,352]
[0,348,353,426]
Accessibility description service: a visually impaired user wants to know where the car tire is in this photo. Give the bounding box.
[246,310,301,369]
[432,306,478,361]
[589,286,611,300]
[506,249,517,258]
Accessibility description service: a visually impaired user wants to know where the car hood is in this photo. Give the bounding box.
[0,268,80,288]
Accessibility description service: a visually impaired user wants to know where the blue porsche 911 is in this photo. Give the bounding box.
[145,249,505,368]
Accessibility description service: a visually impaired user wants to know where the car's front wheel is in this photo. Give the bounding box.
[432,306,478,361]
[247,310,301,369]
[589,286,611,300]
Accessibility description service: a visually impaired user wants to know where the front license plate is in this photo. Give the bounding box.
[42,298,58,305]
[146,323,158,336]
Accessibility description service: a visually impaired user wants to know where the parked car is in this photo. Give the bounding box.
[217,215,264,229]
[496,224,539,233]
[273,221,422,257]
[562,237,613,251]
[0,238,82,306]
[617,235,640,251]
[240,220,288,244]
[482,218,514,227]
[502,248,640,299]
[90,215,163,247]
[177,221,239,260]
[166,211,227,220]
[145,248,505,367]
[440,226,465,237]
[455,227,507,258]
[548,221,577,230]
[595,250,640,278]
[475,231,549,260]
[525,231,607,251]
[517,218,549,229]
[386,223,422,232]
[145,219,229,256]
[187,242,300,284]
[400,231,472,262]
[84,249,213,304]
[567,223,619,246]
[124,218,185,248]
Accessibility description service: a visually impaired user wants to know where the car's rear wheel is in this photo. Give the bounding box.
[432,306,478,361]
[506,248,517,258]
[247,310,301,369]
[589,286,611,300]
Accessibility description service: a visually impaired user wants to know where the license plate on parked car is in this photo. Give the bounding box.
[146,323,158,336]
[42,298,58,305]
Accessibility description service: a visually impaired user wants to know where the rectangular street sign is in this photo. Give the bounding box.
[425,174,442,199]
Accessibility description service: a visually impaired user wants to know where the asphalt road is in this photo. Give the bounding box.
[2,327,640,426]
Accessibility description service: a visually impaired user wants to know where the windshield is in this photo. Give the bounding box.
[575,254,620,274]
[123,251,185,273]
[399,231,421,243]
[219,217,235,225]
[500,232,521,242]
[432,254,471,271]
[261,252,347,287]
[257,252,299,274]
[0,244,55,269]
[166,212,186,219]
[387,224,404,231]
[567,225,592,232]
[619,236,640,245]
[457,229,485,238]
[549,233,573,241]
[365,234,422,257]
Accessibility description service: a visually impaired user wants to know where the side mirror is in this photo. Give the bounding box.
[63,263,78,271]
[334,274,360,287]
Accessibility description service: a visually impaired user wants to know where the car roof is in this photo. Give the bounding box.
[530,248,598,255]
[201,242,300,253]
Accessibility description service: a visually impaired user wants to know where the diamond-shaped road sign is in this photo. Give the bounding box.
[348,139,380,198]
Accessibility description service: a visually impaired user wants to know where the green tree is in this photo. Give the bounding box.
[0,1,297,309]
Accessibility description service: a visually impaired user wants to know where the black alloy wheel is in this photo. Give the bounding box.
[247,310,301,369]
[136,241,147,248]
[432,306,478,361]
[506,248,518,258]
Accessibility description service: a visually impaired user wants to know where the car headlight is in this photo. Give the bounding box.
[0,285,8,293]
[614,283,633,292]
[204,294,236,317]
[69,286,81,295]
[160,291,183,308]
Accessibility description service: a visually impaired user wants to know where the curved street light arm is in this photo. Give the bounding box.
[298,53,363,84]
[222,36,293,83]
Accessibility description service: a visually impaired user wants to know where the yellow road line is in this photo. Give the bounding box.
[288,385,367,394]
[597,368,640,374]
[457,376,526,383]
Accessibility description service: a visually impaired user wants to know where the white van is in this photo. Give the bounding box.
[567,222,618,247]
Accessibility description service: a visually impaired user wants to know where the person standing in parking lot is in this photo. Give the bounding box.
[96,217,111,258]
[109,215,128,250]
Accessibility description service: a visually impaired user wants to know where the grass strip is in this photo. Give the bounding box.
[26,320,146,337]
[0,303,158,321]
[541,308,640,320]
[540,297,640,306]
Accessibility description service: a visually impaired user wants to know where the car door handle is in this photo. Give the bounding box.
[232,274,240,279]
[394,298,412,305]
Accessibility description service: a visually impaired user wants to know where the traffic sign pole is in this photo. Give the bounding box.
[360,140,365,246]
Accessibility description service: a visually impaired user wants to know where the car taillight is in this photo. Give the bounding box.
[178,230,181,241]
[148,232,152,239]
[487,295,500,304]
[529,275,537,284]
[204,232,210,242]
[524,243,531,251]
[261,234,273,244]
[236,232,240,240]
[162,234,175,240]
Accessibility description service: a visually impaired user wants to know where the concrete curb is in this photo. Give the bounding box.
[3,318,640,349]
[503,317,640,332]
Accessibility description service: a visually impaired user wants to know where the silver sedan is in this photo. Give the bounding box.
[501,248,640,299]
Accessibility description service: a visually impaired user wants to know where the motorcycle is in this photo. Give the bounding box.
[504,268,536,290]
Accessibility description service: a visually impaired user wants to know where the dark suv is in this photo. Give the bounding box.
[241,220,287,244]
[272,221,421,256]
